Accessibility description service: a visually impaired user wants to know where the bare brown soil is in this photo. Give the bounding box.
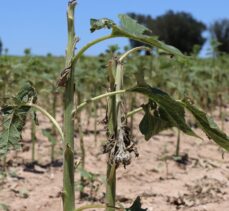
[0,107,229,211]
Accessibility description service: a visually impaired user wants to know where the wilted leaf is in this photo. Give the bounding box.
[125,196,147,211]
[56,66,71,87]
[139,103,174,140]
[129,85,198,138]
[181,99,229,151]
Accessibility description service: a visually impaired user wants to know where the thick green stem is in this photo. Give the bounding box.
[77,92,85,199]
[63,1,77,211]
[106,163,116,211]
[106,58,118,211]
[106,57,125,211]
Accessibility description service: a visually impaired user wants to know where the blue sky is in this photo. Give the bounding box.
[0,0,229,56]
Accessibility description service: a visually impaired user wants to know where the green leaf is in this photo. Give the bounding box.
[181,99,229,151]
[125,196,147,211]
[42,129,56,145]
[129,85,198,138]
[90,18,115,33]
[113,15,184,58]
[139,103,174,140]
[117,14,152,36]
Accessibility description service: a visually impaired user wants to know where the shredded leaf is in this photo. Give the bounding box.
[0,83,37,155]
[90,18,115,33]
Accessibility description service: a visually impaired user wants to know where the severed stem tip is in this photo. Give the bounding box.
[68,0,77,6]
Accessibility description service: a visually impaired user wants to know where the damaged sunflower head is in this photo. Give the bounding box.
[102,122,139,168]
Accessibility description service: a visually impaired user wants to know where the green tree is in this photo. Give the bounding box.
[128,11,206,54]
[24,48,31,56]
[210,19,229,54]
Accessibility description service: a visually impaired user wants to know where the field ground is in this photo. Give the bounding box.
[0,107,229,211]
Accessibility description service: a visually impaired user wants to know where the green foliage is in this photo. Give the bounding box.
[24,48,31,56]
[0,83,37,155]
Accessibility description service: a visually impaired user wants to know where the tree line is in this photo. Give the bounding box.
[128,10,229,55]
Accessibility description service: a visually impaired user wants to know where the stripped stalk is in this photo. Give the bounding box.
[76,92,86,199]
[106,54,127,210]
[63,1,77,211]
[106,48,149,210]
[106,58,118,211]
